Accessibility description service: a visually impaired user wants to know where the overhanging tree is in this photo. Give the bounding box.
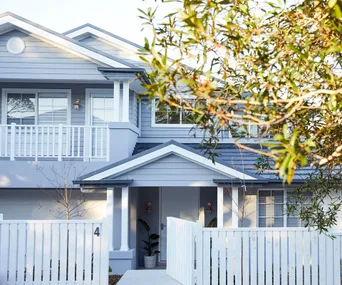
[138,0,342,231]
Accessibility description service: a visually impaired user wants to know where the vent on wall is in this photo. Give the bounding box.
[6,37,25,54]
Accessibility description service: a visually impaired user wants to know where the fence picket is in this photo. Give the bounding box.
[303,231,311,285]
[34,223,43,283]
[280,231,288,285]
[8,223,18,284]
[0,224,9,285]
[76,223,85,285]
[242,231,249,285]
[17,223,26,284]
[84,223,93,283]
[226,231,234,285]
[273,231,280,285]
[203,231,211,285]
[51,223,59,285]
[42,223,51,283]
[257,231,265,285]
[333,235,341,285]
[265,231,273,285]
[250,231,257,285]
[234,231,242,285]
[26,223,35,285]
[296,231,303,285]
[326,234,334,285]
[219,230,226,285]
[68,223,77,283]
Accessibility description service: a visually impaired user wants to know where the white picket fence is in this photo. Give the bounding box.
[167,217,342,285]
[0,124,109,161]
[0,219,109,285]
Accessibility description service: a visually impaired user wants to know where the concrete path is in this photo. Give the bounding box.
[117,270,182,285]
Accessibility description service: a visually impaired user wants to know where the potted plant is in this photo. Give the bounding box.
[138,218,160,268]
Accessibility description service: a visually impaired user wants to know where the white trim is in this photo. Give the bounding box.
[231,187,239,228]
[0,15,129,68]
[85,88,114,126]
[217,186,224,228]
[84,144,257,181]
[158,187,162,263]
[106,188,114,252]
[2,88,72,125]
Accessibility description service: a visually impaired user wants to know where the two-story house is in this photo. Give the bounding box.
[0,12,321,274]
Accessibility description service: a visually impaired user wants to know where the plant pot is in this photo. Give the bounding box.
[144,255,157,269]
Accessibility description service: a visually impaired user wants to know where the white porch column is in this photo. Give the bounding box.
[217,186,224,228]
[122,80,130,122]
[120,186,130,251]
[113,80,121,121]
[232,186,239,228]
[106,188,114,251]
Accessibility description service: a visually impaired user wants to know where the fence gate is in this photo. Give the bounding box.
[0,219,108,285]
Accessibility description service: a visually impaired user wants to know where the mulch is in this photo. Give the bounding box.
[109,275,123,285]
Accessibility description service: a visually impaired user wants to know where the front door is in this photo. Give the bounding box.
[160,187,199,261]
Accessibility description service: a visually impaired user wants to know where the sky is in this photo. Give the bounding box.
[0,0,177,45]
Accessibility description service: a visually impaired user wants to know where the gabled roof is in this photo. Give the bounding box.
[76,140,258,184]
[63,23,144,51]
[0,12,138,69]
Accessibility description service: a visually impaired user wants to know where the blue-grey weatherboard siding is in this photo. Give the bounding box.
[0,30,108,81]
[79,36,150,70]
[110,153,232,187]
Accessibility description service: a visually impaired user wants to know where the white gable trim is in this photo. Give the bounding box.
[0,15,129,68]
[84,144,257,181]
[65,26,138,53]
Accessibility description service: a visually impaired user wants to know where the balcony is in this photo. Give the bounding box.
[0,124,109,161]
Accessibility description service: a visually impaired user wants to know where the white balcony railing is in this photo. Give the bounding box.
[0,124,109,161]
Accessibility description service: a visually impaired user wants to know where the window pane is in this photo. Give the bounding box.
[155,111,168,124]
[7,93,35,125]
[91,96,114,126]
[38,94,67,125]
[182,110,194,124]
[259,217,284,227]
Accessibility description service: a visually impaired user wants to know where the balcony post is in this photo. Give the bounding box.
[58,124,63,161]
[232,186,239,228]
[10,123,16,161]
[217,186,224,227]
[113,81,121,122]
[122,80,130,122]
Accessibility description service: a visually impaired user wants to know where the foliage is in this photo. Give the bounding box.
[138,218,161,256]
[138,0,342,182]
[138,0,342,232]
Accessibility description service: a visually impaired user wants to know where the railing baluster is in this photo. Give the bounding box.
[47,127,50,157]
[18,125,21,157]
[58,124,63,161]
[29,126,33,157]
[71,127,75,158]
[95,127,98,159]
[100,127,104,158]
[24,126,27,157]
[41,126,45,157]
[77,127,81,158]
[10,123,16,161]
[52,126,56,157]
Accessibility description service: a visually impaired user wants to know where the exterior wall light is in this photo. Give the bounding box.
[207,202,213,215]
[73,99,81,110]
[146,201,152,213]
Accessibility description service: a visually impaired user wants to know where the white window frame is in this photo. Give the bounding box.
[257,189,286,228]
[2,88,71,125]
[151,97,197,128]
[85,88,114,126]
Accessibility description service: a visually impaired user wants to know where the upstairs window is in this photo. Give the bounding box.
[152,98,195,126]
[4,89,70,125]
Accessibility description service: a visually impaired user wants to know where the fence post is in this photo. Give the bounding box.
[10,123,16,161]
[58,124,63,161]
[196,220,203,285]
